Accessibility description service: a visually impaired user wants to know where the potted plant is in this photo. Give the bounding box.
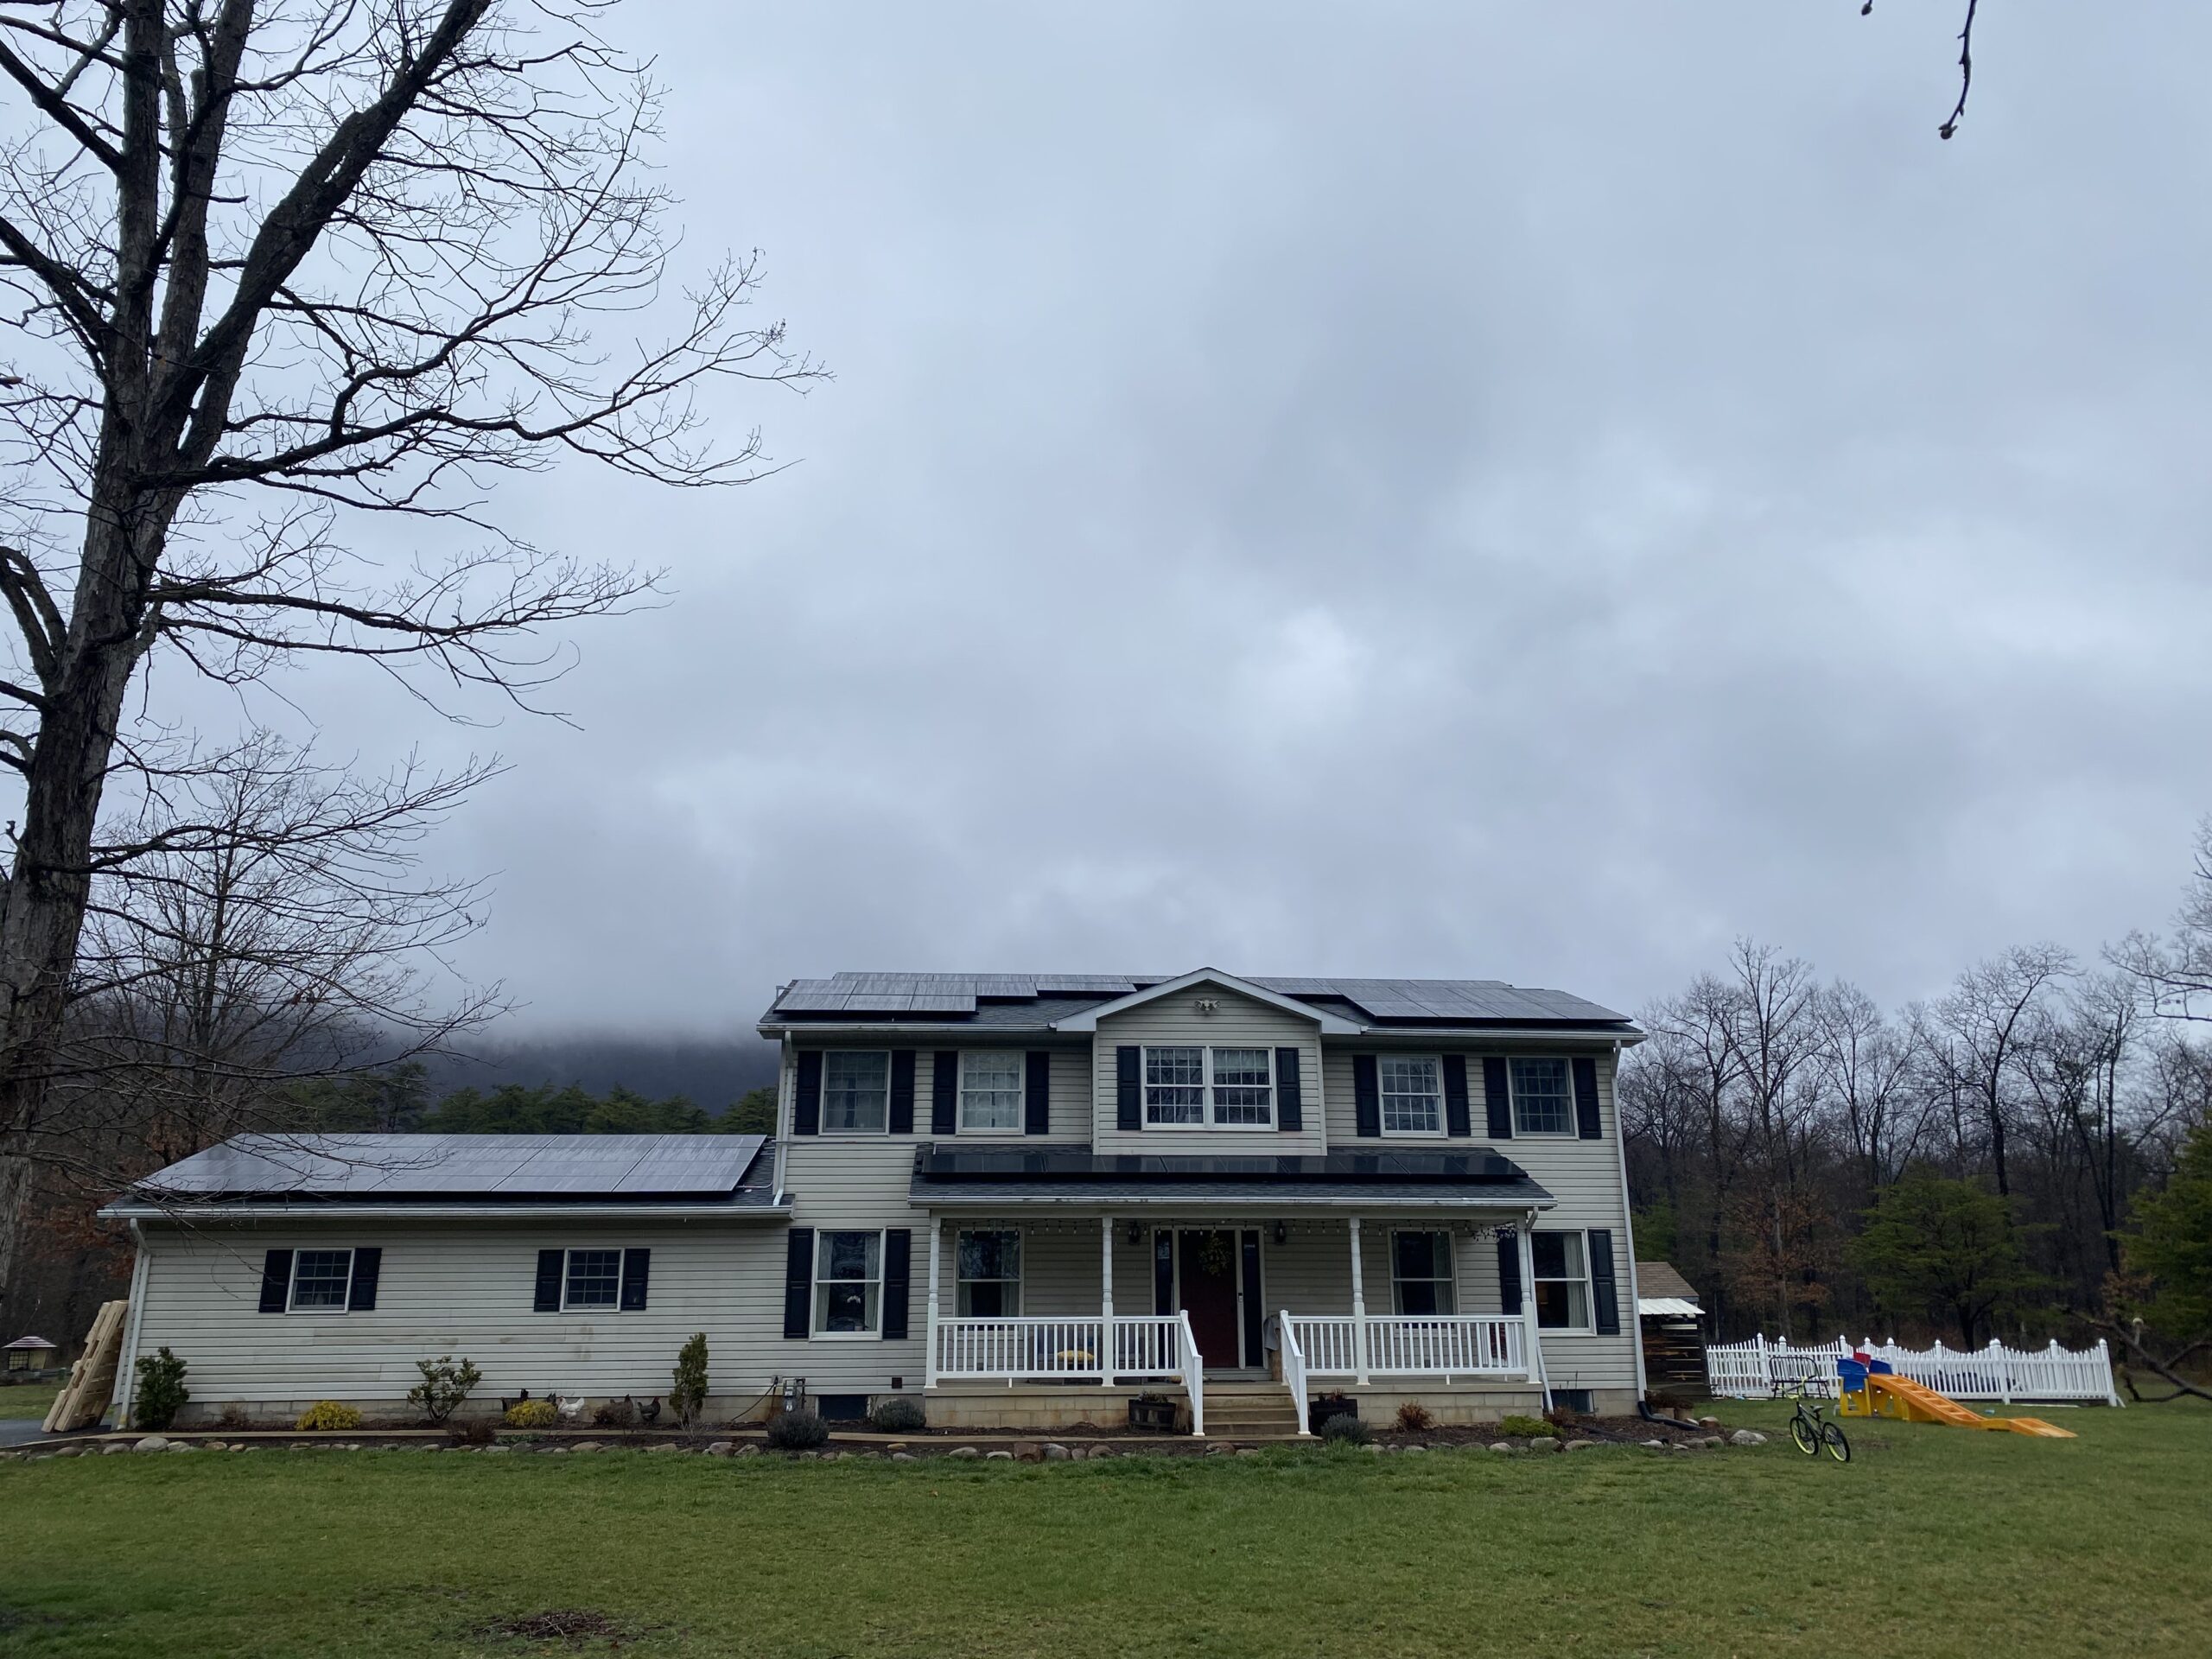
[1127,1391,1178,1432]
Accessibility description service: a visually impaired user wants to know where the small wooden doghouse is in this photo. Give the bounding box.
[3,1335,58,1375]
[1634,1262,1707,1395]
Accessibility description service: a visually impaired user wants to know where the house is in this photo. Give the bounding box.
[99,968,1647,1432]
[1633,1261,1707,1395]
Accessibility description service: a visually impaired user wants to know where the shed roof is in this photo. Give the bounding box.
[1635,1261,1700,1304]
[2,1335,57,1351]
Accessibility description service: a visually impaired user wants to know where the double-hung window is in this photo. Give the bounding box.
[1379,1056,1443,1135]
[814,1230,884,1335]
[823,1052,890,1133]
[959,1052,1024,1132]
[956,1230,1022,1316]
[289,1249,355,1311]
[1510,1057,1574,1135]
[1389,1230,1457,1316]
[1531,1231,1592,1332]
[563,1249,624,1311]
[1144,1046,1274,1128]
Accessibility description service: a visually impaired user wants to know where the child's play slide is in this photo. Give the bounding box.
[1861,1373,2076,1438]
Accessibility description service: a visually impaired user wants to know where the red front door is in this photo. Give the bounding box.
[1177,1230,1243,1370]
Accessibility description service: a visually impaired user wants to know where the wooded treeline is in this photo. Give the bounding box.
[1622,830,2212,1350]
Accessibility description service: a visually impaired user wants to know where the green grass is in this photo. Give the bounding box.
[3,1401,2207,1657]
[0,1381,60,1421]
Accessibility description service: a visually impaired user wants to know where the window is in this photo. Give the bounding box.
[1510,1057,1574,1135]
[1531,1231,1592,1331]
[1379,1055,1442,1135]
[957,1230,1022,1316]
[1144,1046,1274,1128]
[823,1051,890,1133]
[815,1230,883,1334]
[289,1249,354,1311]
[563,1249,624,1310]
[959,1052,1024,1132]
[1390,1230,1457,1316]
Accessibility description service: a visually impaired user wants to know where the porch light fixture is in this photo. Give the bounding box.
[1273,1221,1287,1246]
[1125,1221,1144,1246]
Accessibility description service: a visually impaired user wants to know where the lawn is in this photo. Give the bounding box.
[0,1382,60,1421]
[3,1401,2206,1658]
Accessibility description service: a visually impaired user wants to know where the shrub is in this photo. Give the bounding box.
[1497,1414,1551,1438]
[766,1408,828,1451]
[504,1398,557,1428]
[868,1396,926,1433]
[131,1346,189,1431]
[1319,1413,1370,1445]
[671,1332,709,1428]
[296,1401,363,1432]
[405,1355,481,1426]
[1394,1402,1436,1433]
[592,1397,637,1429]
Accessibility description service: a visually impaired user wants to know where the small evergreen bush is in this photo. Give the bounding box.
[296,1400,363,1431]
[1497,1414,1551,1438]
[868,1396,926,1433]
[671,1332,709,1428]
[1319,1413,1370,1444]
[1394,1402,1436,1433]
[766,1408,828,1451]
[405,1355,481,1426]
[131,1346,189,1430]
[504,1398,557,1428]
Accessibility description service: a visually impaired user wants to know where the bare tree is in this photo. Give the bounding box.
[1860,0,1983,140]
[0,2,818,1288]
[1812,980,1925,1192]
[2113,818,2212,1024]
[1930,944,2075,1198]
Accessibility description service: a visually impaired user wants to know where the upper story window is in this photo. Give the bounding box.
[1144,1046,1274,1128]
[823,1051,890,1133]
[959,1052,1024,1132]
[1510,1057,1573,1135]
[1390,1230,1457,1316]
[1379,1055,1442,1135]
[289,1249,355,1311]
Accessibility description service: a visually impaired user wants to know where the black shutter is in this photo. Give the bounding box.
[1442,1056,1472,1138]
[882,1229,912,1339]
[794,1051,822,1135]
[258,1249,294,1313]
[1588,1229,1619,1335]
[1573,1056,1602,1140]
[1153,1230,1174,1315]
[889,1049,916,1135]
[1116,1046,1141,1132]
[1353,1054,1380,1138]
[784,1229,814,1338]
[533,1249,563,1313]
[1484,1057,1512,1139]
[1275,1046,1303,1131]
[931,1051,958,1135]
[1497,1234,1522,1316]
[346,1247,382,1311]
[620,1248,651,1310]
[1025,1051,1051,1135]
[1240,1230,1263,1365]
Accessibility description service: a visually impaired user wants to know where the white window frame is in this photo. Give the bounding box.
[810,1228,887,1339]
[286,1247,356,1313]
[1530,1230,1594,1334]
[1388,1229,1458,1317]
[821,1050,892,1135]
[957,1051,1026,1135]
[954,1228,1024,1317]
[1141,1046,1276,1130]
[1377,1053,1446,1138]
[559,1247,627,1313]
[1509,1055,1577,1137]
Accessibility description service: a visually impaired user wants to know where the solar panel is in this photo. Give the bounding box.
[138,1133,767,1199]
[1034,976,1139,993]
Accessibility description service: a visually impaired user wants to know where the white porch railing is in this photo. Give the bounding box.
[1278,1309,1312,1435]
[1176,1310,1205,1437]
[1705,1333,2122,1407]
[1286,1314,1527,1381]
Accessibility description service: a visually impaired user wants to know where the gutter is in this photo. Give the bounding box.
[110,1220,152,1430]
[760,1020,1645,1045]
[98,1201,791,1224]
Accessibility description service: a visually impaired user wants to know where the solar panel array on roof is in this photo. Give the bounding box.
[139,1134,766,1199]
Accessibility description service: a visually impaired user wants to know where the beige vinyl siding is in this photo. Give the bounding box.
[1090,985,1327,1155]
[781,1041,1090,1143]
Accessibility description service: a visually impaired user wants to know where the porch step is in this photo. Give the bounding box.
[1199,1389,1304,1436]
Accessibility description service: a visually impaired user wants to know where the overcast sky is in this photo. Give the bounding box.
[221,2,2212,1036]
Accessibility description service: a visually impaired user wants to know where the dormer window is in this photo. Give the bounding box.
[1143,1046,1274,1128]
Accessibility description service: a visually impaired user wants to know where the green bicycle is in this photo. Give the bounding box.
[1778,1379,1851,1462]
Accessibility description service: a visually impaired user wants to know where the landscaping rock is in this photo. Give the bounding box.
[103,1442,130,1455]
[133,1435,170,1453]
[570,1440,601,1452]
[1564,1440,1600,1452]
[1086,1445,1114,1459]
[1236,1447,1262,1458]
[1526,1437,1561,1454]
[891,1452,918,1462]
[1641,1439,1665,1449]
[1040,1443,1072,1461]
[1362,1443,1383,1455]
[1729,1429,1768,1447]
[50,1443,86,1458]
[985,1450,1014,1460]
[1488,1441,1515,1454]
[734,1445,761,1459]
[1012,1441,1043,1462]
[884,1441,909,1453]
[168,1441,197,1453]
[1402,1444,1427,1454]
[947,1446,982,1459]
[1204,1442,1236,1457]
[646,1441,681,1454]
[705,1440,734,1456]
[1697,1415,1721,1427]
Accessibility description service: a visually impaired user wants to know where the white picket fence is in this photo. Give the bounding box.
[1705,1333,2122,1408]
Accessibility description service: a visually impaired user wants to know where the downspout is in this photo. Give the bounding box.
[110,1220,153,1429]
[772,1032,792,1205]
[1609,1039,1649,1403]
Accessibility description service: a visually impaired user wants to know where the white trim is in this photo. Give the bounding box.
[1530,1229,1595,1335]
[1377,1052,1448,1138]
[819,1049,893,1135]
[1609,1041,1649,1400]
[285,1245,357,1313]
[810,1227,888,1338]
[1506,1055,1578,1138]
[1050,968,1363,1034]
[111,1222,153,1428]
[956,1050,1027,1135]
[1140,1044,1278,1130]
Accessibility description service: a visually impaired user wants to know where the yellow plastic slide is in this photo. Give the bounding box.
[1859,1373,2076,1438]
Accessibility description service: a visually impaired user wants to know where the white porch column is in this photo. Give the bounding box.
[1348,1215,1370,1386]
[925,1217,942,1389]
[1101,1215,1116,1386]
[1519,1214,1551,1410]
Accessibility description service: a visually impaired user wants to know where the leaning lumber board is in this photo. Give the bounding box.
[44,1300,127,1433]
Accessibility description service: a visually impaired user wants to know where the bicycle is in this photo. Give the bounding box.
[1777,1378,1851,1462]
